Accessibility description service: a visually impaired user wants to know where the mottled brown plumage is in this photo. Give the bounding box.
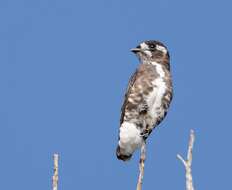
[117,40,173,161]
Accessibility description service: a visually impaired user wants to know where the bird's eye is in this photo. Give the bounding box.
[149,44,156,49]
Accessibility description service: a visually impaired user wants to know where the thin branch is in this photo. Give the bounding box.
[52,154,59,190]
[177,130,195,190]
[177,154,187,167]
[136,141,146,190]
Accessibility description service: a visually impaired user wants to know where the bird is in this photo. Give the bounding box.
[116,40,173,161]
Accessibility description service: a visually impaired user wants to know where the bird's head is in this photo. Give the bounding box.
[131,40,170,65]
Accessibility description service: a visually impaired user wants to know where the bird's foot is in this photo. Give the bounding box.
[140,129,152,139]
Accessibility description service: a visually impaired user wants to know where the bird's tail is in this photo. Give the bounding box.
[116,122,143,161]
[116,145,132,161]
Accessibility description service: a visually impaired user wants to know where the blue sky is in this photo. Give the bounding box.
[1,0,232,189]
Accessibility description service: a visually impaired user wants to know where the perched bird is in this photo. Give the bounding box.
[116,40,173,161]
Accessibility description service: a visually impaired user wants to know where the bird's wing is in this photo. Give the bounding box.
[120,69,138,125]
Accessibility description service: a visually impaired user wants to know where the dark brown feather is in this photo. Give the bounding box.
[120,69,138,125]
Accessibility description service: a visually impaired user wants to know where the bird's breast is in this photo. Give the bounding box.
[122,62,172,128]
[145,63,171,126]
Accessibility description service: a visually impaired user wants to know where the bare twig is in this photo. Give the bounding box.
[177,130,195,190]
[52,154,59,190]
[136,141,146,190]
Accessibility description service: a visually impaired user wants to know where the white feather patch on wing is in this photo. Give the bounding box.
[119,122,143,156]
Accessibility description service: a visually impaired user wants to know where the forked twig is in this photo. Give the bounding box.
[177,130,195,190]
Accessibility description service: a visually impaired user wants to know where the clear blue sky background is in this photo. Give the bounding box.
[1,0,232,189]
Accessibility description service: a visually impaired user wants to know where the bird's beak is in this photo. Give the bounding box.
[130,48,141,53]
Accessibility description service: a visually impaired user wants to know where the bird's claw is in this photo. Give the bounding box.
[140,129,151,139]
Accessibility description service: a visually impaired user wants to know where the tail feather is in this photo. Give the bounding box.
[116,122,143,161]
[116,145,132,161]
